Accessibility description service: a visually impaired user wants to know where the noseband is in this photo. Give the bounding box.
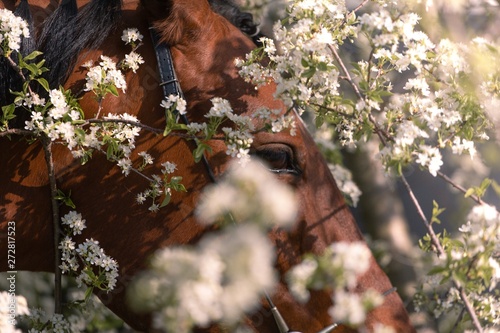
[149,27,396,333]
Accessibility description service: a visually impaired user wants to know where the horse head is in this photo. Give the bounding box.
[0,0,415,331]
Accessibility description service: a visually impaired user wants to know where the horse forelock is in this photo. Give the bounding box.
[150,0,259,46]
[150,0,219,46]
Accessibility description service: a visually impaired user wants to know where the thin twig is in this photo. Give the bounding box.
[328,44,393,145]
[41,135,62,314]
[437,170,484,205]
[329,44,363,100]
[86,118,229,141]
[400,174,444,255]
[309,102,357,119]
[0,128,33,137]
[6,53,37,98]
[400,173,483,332]
[86,118,163,134]
[350,0,370,15]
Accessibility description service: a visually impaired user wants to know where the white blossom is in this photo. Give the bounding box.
[161,161,177,174]
[130,225,276,331]
[416,145,443,176]
[205,97,233,118]
[196,158,297,229]
[123,51,144,73]
[0,9,30,53]
[0,292,29,333]
[61,211,86,235]
[161,94,187,115]
[121,28,143,45]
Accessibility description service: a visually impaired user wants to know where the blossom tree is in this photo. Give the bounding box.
[235,0,500,331]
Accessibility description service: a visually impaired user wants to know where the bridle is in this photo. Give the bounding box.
[149,26,397,333]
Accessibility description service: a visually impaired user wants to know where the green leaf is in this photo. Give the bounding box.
[301,57,309,68]
[318,61,328,71]
[464,187,475,198]
[315,114,325,128]
[193,143,212,163]
[25,63,39,76]
[480,178,493,192]
[301,66,316,79]
[107,85,119,97]
[36,77,50,92]
[84,286,94,302]
[163,126,171,137]
[431,200,445,225]
[54,189,76,209]
[1,104,16,121]
[193,144,206,163]
[23,50,43,61]
[170,176,182,185]
[428,265,447,276]
[160,193,171,208]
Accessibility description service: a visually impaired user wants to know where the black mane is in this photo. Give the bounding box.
[38,0,122,88]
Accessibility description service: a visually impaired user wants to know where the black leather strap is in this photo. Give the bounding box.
[149,26,216,182]
[149,27,184,99]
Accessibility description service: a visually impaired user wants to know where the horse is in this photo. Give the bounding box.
[0,0,415,332]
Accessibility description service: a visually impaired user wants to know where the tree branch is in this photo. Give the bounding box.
[0,128,33,137]
[401,170,483,332]
[437,170,485,205]
[41,134,62,314]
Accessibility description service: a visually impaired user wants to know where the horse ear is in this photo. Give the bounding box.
[143,0,213,45]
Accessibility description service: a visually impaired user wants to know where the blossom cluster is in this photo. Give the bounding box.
[235,3,500,329]
[135,160,187,212]
[161,94,187,115]
[0,292,29,333]
[238,0,495,179]
[59,211,119,292]
[25,311,73,333]
[129,158,299,331]
[236,0,352,115]
[128,225,276,332]
[416,203,500,328]
[0,8,30,55]
[287,242,386,329]
[23,88,85,150]
[121,27,143,46]
[120,28,146,72]
[162,95,254,163]
[369,22,492,177]
[329,163,362,207]
[83,55,127,98]
[196,158,297,229]
[16,29,145,176]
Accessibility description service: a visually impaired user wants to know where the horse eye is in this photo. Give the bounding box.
[254,144,301,176]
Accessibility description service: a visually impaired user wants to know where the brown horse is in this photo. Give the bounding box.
[0,0,415,332]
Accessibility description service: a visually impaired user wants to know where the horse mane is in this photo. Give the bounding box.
[38,0,122,88]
